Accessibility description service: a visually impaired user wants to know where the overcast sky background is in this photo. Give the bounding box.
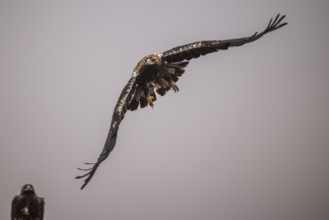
[1,0,329,220]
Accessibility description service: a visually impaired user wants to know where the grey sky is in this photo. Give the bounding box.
[1,0,329,220]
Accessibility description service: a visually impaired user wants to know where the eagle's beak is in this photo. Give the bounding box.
[23,184,34,192]
[145,58,155,65]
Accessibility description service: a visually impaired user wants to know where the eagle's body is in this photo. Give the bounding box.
[11,184,44,220]
[77,14,287,189]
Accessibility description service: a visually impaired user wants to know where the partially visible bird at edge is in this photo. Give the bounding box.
[76,14,288,189]
[11,184,44,220]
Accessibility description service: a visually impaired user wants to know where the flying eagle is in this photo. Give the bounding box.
[11,184,44,220]
[76,14,287,189]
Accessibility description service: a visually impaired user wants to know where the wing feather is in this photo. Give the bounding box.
[76,74,138,189]
[38,197,45,220]
[163,14,287,62]
[11,196,19,220]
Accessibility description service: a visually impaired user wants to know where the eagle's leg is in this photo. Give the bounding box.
[147,96,155,107]
[169,81,179,92]
[165,75,179,92]
[143,86,155,107]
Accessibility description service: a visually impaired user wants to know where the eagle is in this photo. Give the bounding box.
[76,14,287,189]
[11,184,44,220]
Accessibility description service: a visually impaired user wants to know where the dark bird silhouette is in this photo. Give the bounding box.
[11,184,44,220]
[76,14,287,189]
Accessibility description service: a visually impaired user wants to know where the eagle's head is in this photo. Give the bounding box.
[133,53,162,75]
[144,53,162,65]
[21,184,35,195]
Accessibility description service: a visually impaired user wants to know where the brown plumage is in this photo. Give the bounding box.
[11,184,44,220]
[76,14,287,189]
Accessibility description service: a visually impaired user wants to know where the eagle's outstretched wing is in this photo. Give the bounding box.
[76,74,138,189]
[76,14,287,189]
[163,14,287,62]
[127,14,287,111]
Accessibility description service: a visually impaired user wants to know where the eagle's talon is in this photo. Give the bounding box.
[171,82,179,92]
[147,96,154,107]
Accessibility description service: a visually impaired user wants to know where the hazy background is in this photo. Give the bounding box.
[1,0,328,220]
